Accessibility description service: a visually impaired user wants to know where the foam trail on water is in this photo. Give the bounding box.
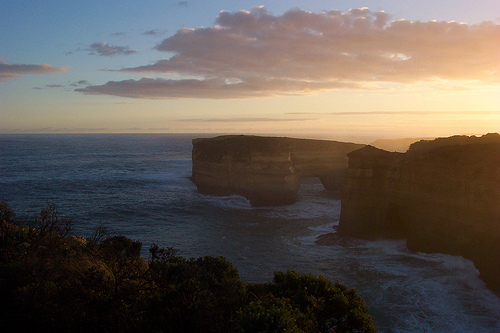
[201,194,253,210]
[308,222,339,233]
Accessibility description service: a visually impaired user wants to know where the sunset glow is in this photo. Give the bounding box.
[1,0,499,138]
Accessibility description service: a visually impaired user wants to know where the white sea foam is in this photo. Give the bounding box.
[202,194,253,210]
[355,239,500,332]
[361,238,411,255]
[261,196,341,220]
[308,222,339,233]
[298,234,322,246]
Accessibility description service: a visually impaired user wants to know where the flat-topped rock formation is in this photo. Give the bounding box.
[191,135,364,206]
[191,133,500,293]
[339,133,500,294]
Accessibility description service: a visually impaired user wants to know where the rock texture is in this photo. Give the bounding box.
[339,133,500,294]
[191,135,363,206]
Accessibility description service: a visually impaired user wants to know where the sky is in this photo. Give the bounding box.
[1,0,499,139]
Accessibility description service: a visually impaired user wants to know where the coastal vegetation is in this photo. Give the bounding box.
[0,202,377,332]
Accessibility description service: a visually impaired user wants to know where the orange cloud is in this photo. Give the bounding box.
[77,76,359,99]
[0,62,69,82]
[77,7,500,99]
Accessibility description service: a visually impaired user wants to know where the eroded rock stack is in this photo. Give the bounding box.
[191,135,363,206]
[339,133,500,294]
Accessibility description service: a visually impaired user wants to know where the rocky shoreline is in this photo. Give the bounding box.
[191,133,500,294]
[339,133,500,294]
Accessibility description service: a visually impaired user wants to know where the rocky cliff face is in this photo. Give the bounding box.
[339,133,500,294]
[191,135,363,206]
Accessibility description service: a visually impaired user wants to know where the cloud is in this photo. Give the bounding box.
[76,76,359,99]
[78,7,500,99]
[0,61,69,82]
[286,111,499,116]
[88,41,138,56]
[33,85,64,90]
[143,29,166,36]
[69,80,90,87]
[180,117,313,122]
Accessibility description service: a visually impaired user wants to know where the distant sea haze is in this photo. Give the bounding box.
[0,134,499,332]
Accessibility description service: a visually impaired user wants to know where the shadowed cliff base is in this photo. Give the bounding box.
[191,135,364,206]
[339,133,500,295]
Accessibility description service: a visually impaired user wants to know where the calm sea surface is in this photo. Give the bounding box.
[1,134,499,332]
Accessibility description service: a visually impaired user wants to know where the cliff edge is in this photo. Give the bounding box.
[339,133,500,294]
[191,135,363,206]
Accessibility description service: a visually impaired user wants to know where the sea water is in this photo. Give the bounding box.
[0,134,499,332]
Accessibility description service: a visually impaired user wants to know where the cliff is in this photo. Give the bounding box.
[191,135,364,206]
[370,137,435,152]
[339,133,500,294]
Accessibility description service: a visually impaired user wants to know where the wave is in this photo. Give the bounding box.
[198,194,253,210]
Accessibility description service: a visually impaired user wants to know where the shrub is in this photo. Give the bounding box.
[244,270,377,333]
[0,202,377,332]
[238,294,310,332]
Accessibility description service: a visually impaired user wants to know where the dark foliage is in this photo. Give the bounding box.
[243,271,377,332]
[0,202,377,332]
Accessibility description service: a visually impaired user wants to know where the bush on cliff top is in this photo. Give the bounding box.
[0,202,377,332]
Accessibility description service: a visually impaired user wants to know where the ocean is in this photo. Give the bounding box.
[0,134,499,332]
